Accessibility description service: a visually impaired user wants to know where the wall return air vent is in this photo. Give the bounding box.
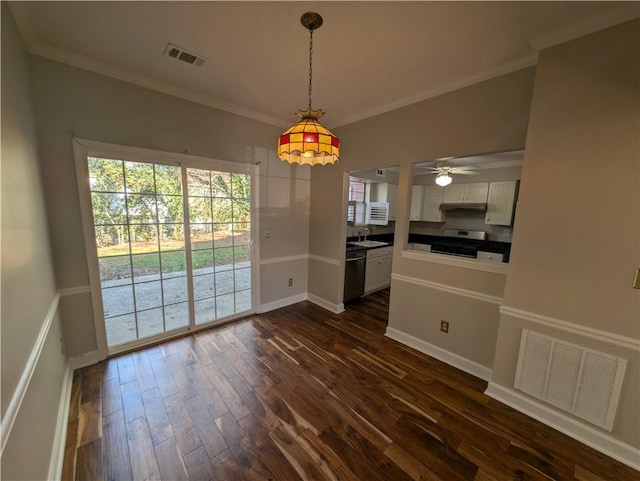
[514,329,626,431]
[164,43,205,67]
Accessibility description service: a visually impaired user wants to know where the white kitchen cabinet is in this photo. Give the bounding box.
[485,180,518,225]
[420,185,446,222]
[387,183,398,221]
[443,182,489,204]
[364,246,393,294]
[442,183,465,203]
[409,185,423,221]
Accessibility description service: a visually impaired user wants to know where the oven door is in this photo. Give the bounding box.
[430,242,478,258]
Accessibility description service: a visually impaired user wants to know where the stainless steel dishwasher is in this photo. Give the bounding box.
[344,247,366,302]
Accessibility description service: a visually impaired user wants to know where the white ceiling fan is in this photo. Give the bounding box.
[415,162,479,186]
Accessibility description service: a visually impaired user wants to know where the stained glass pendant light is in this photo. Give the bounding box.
[278,12,340,166]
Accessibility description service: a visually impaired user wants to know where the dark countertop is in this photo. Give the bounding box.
[408,233,511,262]
[346,233,395,253]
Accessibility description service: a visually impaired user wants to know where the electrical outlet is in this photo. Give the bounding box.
[265,228,271,238]
[440,320,449,333]
[288,278,293,287]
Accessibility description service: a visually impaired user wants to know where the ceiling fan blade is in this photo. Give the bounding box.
[452,165,478,171]
[452,170,479,175]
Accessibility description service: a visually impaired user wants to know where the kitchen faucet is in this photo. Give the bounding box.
[358,227,370,241]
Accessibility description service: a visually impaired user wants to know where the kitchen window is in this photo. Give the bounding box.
[349,180,366,202]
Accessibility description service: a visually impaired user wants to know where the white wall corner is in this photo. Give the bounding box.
[385,326,493,381]
[484,382,640,471]
[307,293,345,314]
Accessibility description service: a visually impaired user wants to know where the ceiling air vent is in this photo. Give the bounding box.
[164,43,205,67]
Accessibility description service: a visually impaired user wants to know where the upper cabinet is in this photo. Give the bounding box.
[421,185,446,222]
[408,184,446,222]
[443,182,489,204]
[410,185,423,221]
[485,180,519,225]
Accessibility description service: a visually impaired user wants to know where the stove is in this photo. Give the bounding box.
[430,229,487,258]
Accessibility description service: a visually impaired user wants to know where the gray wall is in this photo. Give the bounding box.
[29,56,310,358]
[1,4,68,479]
[311,66,535,265]
[493,20,640,450]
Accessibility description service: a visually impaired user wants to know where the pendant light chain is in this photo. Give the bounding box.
[277,12,340,166]
[308,28,314,110]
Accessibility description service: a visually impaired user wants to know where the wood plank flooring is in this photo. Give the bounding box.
[62,289,638,480]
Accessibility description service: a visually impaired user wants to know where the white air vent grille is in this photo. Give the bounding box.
[164,43,205,67]
[514,330,626,431]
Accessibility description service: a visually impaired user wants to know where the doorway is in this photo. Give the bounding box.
[76,140,256,354]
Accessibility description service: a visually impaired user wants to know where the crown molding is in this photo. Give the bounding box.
[530,4,640,51]
[25,40,291,129]
[332,54,538,128]
[11,0,637,130]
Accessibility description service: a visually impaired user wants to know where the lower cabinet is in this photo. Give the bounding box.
[364,246,393,294]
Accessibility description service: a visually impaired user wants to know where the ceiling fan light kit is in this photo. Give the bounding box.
[415,162,480,186]
[277,12,340,166]
[435,172,453,186]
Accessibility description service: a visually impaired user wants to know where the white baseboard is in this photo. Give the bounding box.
[69,351,100,370]
[48,364,74,480]
[485,382,640,471]
[258,293,308,313]
[307,293,345,314]
[385,327,492,381]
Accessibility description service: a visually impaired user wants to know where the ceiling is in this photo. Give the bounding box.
[9,2,639,129]
[416,150,525,170]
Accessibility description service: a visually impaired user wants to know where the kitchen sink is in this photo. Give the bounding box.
[348,240,389,248]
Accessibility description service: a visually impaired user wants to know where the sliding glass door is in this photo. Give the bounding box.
[86,155,254,351]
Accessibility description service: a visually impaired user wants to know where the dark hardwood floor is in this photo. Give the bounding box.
[62,289,638,480]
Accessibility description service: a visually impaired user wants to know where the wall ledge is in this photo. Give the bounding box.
[385,326,492,381]
[392,273,503,305]
[500,305,640,351]
[401,249,509,275]
[485,382,640,471]
[59,285,91,297]
[309,254,341,266]
[260,254,309,266]
[0,293,60,455]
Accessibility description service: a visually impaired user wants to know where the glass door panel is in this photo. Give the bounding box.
[187,168,252,325]
[88,157,189,348]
